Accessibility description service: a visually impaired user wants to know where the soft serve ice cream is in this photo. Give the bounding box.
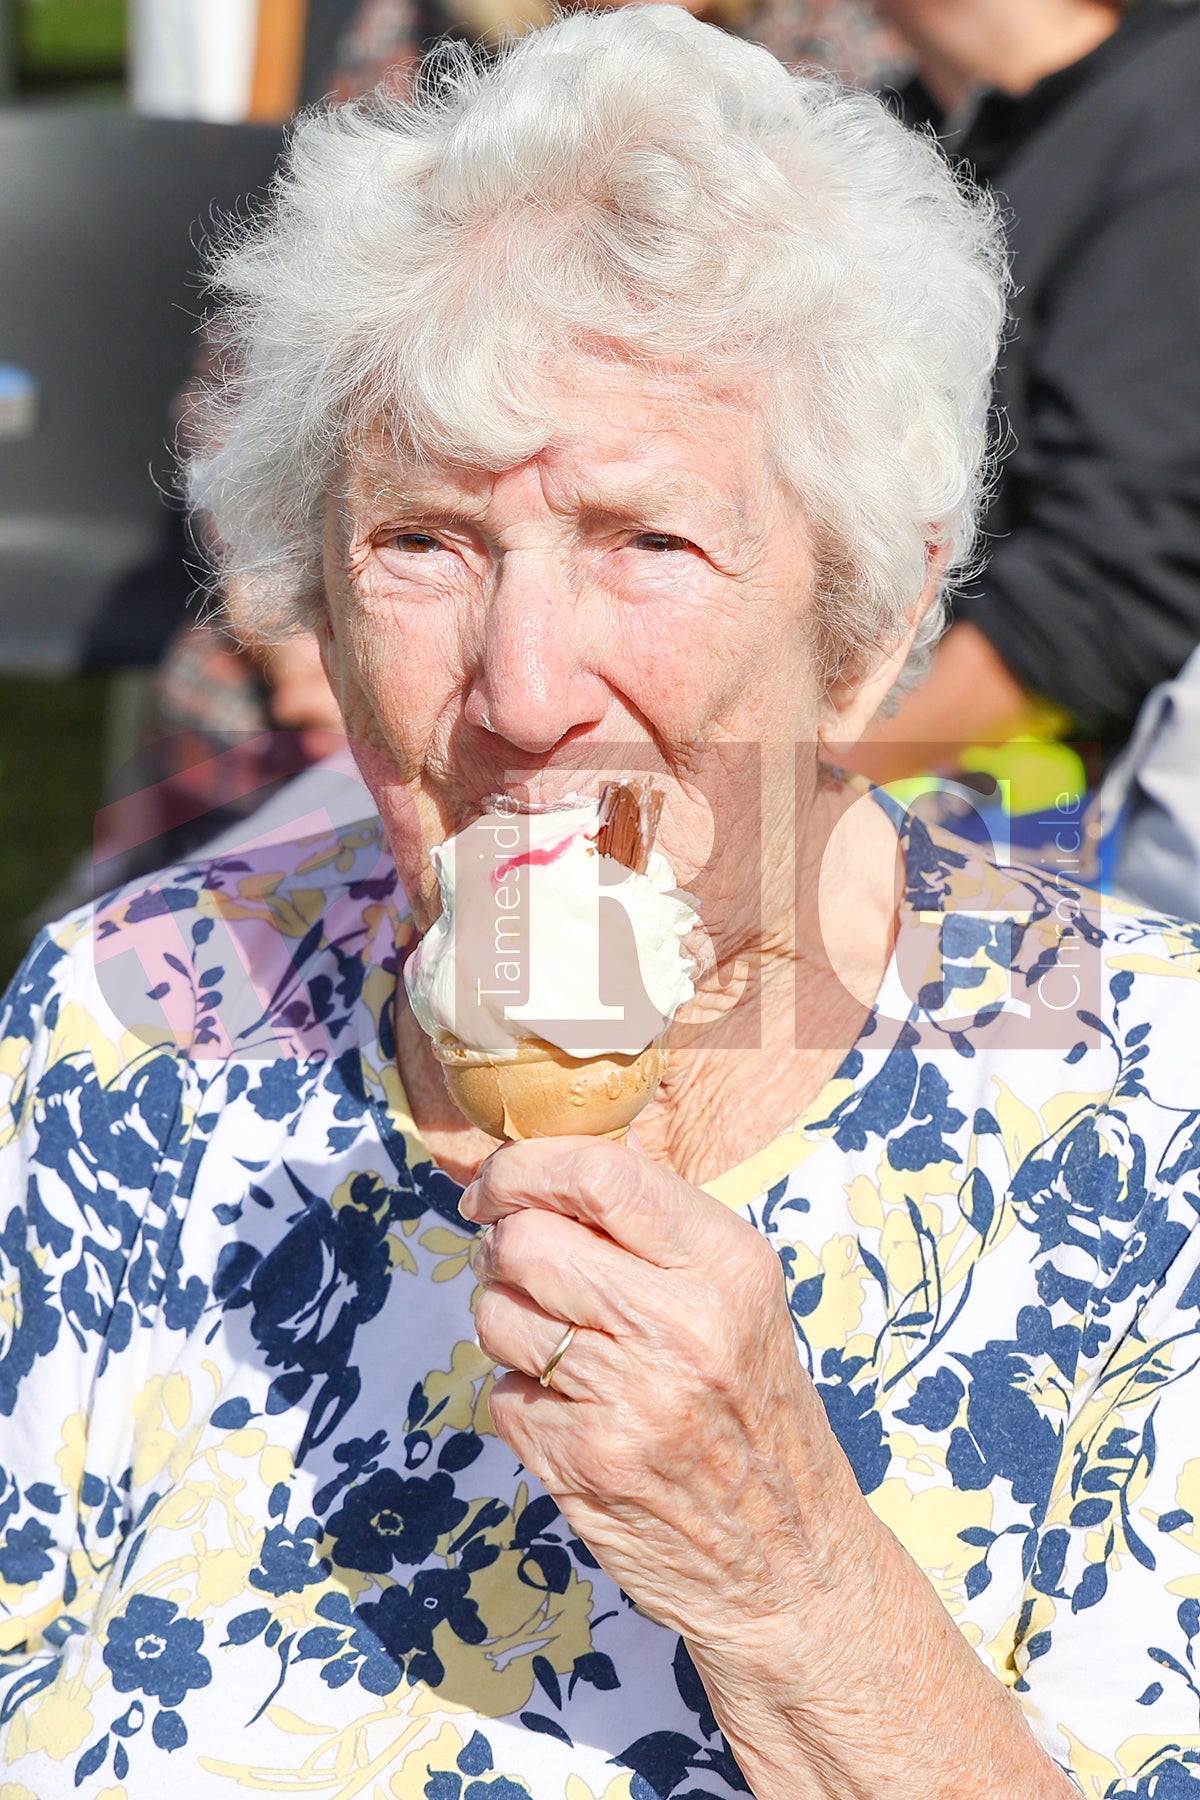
[405,800,699,1062]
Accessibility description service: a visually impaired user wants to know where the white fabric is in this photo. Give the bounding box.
[129,0,260,123]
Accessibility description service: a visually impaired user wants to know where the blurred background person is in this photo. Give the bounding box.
[328,0,908,98]
[329,0,910,93]
[854,0,1200,788]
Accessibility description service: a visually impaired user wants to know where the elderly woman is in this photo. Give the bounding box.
[2,10,1199,1797]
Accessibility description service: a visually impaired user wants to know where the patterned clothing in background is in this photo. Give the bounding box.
[329,0,908,99]
[2,806,1200,1796]
[330,0,426,99]
[748,0,907,86]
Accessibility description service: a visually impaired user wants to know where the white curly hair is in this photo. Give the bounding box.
[186,5,1008,693]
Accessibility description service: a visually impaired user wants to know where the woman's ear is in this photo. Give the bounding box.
[315,611,339,688]
[817,541,950,751]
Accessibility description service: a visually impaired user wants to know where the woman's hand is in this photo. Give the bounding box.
[460,1135,1078,1800]
[461,1133,853,1645]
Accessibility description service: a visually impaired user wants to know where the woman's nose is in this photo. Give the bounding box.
[464,555,608,754]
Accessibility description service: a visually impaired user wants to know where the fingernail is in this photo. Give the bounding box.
[458,1181,479,1219]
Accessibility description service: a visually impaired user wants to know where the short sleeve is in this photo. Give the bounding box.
[0,920,196,1698]
[1009,1159,1200,1796]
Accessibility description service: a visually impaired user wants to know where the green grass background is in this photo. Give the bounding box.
[0,676,108,989]
[18,0,127,80]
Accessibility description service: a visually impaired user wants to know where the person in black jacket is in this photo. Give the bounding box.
[859,0,1200,771]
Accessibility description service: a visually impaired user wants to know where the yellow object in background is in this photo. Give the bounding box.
[885,740,1088,818]
[958,737,1089,816]
[884,681,1086,819]
[248,0,307,121]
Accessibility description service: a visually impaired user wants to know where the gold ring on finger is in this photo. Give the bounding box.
[538,1324,579,1390]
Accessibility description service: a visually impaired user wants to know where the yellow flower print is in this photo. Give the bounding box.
[194,1546,256,1609]
[131,1372,205,1487]
[387,1722,511,1799]
[438,1539,596,1718]
[879,1197,944,1299]
[1108,927,1200,983]
[565,1777,636,1800]
[1164,1455,1200,1561]
[1057,1726,1200,1800]
[422,1339,498,1441]
[296,824,384,879]
[867,1478,993,1616]
[420,1226,476,1285]
[846,1174,885,1233]
[22,1676,95,1760]
[803,1233,867,1345]
[201,1688,440,1792]
[875,1155,957,1215]
[260,1442,296,1493]
[54,1411,88,1506]
[0,1591,65,1656]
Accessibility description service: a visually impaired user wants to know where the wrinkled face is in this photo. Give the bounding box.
[320,361,842,940]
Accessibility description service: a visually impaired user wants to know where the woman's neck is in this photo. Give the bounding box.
[902,0,1121,110]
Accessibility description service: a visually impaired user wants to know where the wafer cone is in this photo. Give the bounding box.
[434,1034,667,1142]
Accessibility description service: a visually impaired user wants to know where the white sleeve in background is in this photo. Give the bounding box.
[129,0,261,122]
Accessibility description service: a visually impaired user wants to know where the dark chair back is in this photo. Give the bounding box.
[0,108,282,672]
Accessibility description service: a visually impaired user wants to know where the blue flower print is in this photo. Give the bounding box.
[0,1516,54,1584]
[326,1469,469,1575]
[422,1729,531,1799]
[0,1204,59,1415]
[249,1515,329,1597]
[351,1568,486,1691]
[103,1595,212,1707]
[242,1170,417,1461]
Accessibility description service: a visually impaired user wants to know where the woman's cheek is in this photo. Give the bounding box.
[616,591,745,740]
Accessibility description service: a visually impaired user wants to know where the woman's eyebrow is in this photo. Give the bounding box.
[360,480,489,525]
[572,473,740,527]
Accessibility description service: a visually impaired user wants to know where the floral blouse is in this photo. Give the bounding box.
[2,800,1200,1799]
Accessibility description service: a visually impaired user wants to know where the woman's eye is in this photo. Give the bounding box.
[387,531,443,553]
[632,531,692,553]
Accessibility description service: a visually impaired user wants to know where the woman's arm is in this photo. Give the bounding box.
[681,1507,1075,1800]
[462,1136,1077,1800]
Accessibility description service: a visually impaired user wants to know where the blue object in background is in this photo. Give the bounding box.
[0,365,37,439]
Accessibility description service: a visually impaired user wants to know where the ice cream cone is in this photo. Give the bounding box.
[433,1034,667,1142]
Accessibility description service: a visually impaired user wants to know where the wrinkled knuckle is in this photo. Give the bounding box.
[484,1375,517,1438]
[668,1311,713,1383]
[738,1228,785,1299]
[483,1216,516,1283]
[704,1324,745,1398]
[579,1426,635,1496]
[584,1140,644,1216]
[668,1308,730,1395]
[561,1138,607,1188]
[473,1288,502,1354]
[501,1207,545,1269]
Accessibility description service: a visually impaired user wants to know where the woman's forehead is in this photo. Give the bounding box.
[346,366,771,517]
